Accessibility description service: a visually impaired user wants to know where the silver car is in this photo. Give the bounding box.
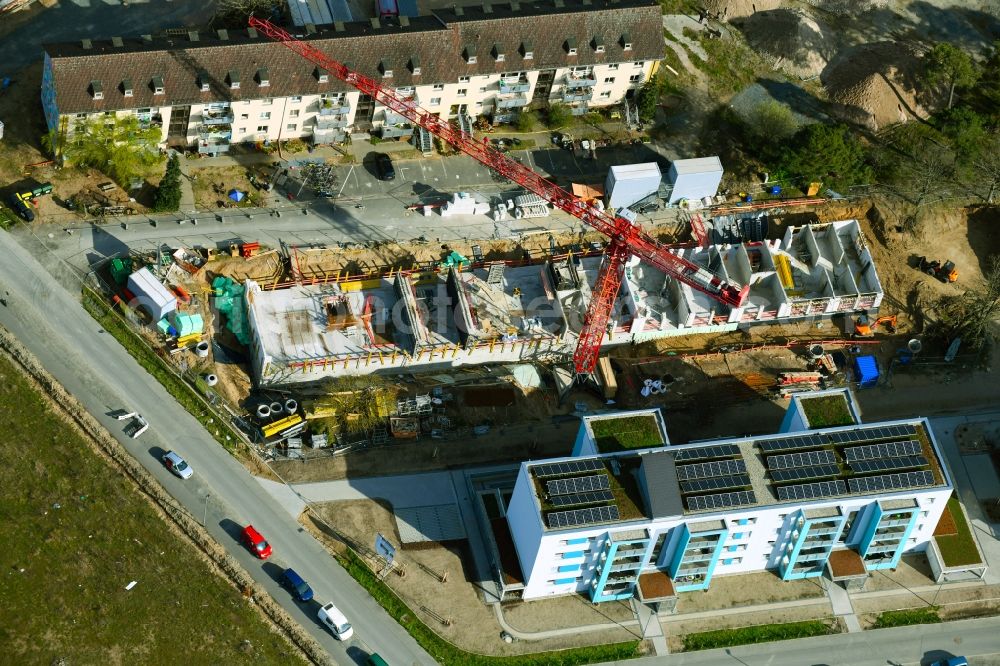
[161,450,193,479]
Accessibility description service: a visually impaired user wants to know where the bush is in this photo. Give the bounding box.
[684,620,835,651]
[873,607,941,629]
[636,81,660,121]
[283,138,307,154]
[368,134,383,145]
[152,154,182,212]
[545,103,572,129]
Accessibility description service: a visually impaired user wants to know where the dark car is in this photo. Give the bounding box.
[374,153,395,181]
[282,567,314,601]
[7,193,34,222]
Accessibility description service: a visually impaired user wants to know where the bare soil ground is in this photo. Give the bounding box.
[675,571,826,613]
[191,165,272,211]
[305,500,641,656]
[860,554,936,592]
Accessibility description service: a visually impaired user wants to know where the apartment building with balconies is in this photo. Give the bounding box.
[41,0,663,156]
[501,399,954,604]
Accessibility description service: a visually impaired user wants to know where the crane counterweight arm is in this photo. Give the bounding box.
[249,17,749,373]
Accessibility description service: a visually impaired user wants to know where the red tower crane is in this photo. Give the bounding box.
[249,17,749,376]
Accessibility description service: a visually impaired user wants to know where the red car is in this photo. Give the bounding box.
[242,524,272,559]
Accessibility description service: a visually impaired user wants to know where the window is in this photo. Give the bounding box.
[553,577,577,585]
[260,112,271,120]
[728,545,739,553]
[290,96,302,103]
[738,518,750,525]
[466,55,477,64]
[603,77,616,84]
[599,91,611,98]
[478,87,487,93]
[496,53,505,62]
[624,42,633,51]
[238,127,245,133]
[524,50,534,60]
[628,74,643,83]
[608,63,619,70]
[558,564,581,572]
[316,68,329,83]
[152,76,164,95]
[561,550,586,559]
[723,559,733,566]
[429,97,441,105]
[567,537,590,545]
[256,125,268,132]
[458,76,470,83]
[286,123,297,131]
[595,45,605,54]
[289,109,300,118]
[382,69,394,78]
[262,98,273,105]
[917,524,925,532]
[457,88,467,97]
[75,113,87,119]
[240,113,249,120]
[732,533,743,540]
[137,108,150,114]
[433,83,445,91]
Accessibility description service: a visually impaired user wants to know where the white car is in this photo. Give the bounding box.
[318,602,353,640]
[161,450,193,479]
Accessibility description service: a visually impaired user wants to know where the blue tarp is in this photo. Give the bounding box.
[854,355,879,388]
[228,189,245,202]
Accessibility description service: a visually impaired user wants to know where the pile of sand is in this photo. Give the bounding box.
[739,9,832,78]
[821,41,924,129]
[702,0,781,20]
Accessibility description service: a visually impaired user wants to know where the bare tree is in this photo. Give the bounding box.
[970,131,1000,204]
[877,123,956,232]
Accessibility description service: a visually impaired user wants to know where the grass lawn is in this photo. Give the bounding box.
[873,607,941,629]
[683,620,836,651]
[799,394,855,428]
[590,414,663,453]
[934,497,983,567]
[0,353,303,664]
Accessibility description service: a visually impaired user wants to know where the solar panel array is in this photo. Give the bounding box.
[676,459,747,481]
[548,490,615,508]
[770,464,841,483]
[672,444,741,462]
[847,471,935,494]
[547,505,621,529]
[680,474,752,495]
[767,450,837,470]
[849,456,928,474]
[534,458,605,478]
[776,480,848,501]
[758,424,919,453]
[547,474,611,496]
[844,441,922,462]
[686,490,757,512]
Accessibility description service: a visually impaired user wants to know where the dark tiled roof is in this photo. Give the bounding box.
[639,450,683,519]
[45,0,664,114]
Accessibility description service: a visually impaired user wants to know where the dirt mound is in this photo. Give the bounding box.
[703,0,781,20]
[740,9,832,78]
[821,42,924,129]
[802,0,891,14]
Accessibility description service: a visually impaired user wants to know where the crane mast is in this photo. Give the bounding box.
[249,17,749,375]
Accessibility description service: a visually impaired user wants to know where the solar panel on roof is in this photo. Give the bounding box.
[686,490,757,512]
[758,436,820,453]
[676,459,747,481]
[769,464,841,483]
[775,480,848,501]
[767,450,837,470]
[847,470,935,494]
[849,456,928,474]
[680,474,752,494]
[534,458,604,478]
[548,490,615,507]
[547,474,610,496]
[547,505,621,529]
[844,441,922,462]
[672,444,741,462]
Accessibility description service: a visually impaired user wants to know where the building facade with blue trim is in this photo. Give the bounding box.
[505,408,953,603]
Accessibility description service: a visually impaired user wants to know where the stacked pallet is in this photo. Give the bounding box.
[775,371,823,397]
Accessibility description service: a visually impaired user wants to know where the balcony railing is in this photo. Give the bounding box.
[563,90,594,103]
[137,114,163,129]
[565,74,596,89]
[198,137,230,155]
[570,103,591,115]
[313,127,347,144]
[203,111,234,125]
[496,94,529,109]
[198,124,232,141]
[499,78,531,94]
[319,100,351,115]
[380,124,414,139]
[316,114,350,129]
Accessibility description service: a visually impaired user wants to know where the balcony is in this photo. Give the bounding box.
[496,94,530,109]
[565,74,596,89]
[137,113,163,129]
[198,124,232,141]
[499,78,531,94]
[570,104,591,116]
[203,110,234,125]
[313,126,347,145]
[563,90,594,103]
[319,100,351,115]
[198,137,230,155]
[316,114,350,129]
[380,124,414,139]
[676,564,710,576]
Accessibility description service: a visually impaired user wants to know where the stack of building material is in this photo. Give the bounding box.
[212,276,250,345]
[110,257,133,285]
[513,193,550,218]
[440,192,490,217]
[775,371,823,397]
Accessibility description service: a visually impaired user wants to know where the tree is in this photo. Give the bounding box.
[936,107,985,161]
[215,0,279,28]
[62,116,163,185]
[545,103,572,129]
[746,100,797,144]
[969,131,1000,204]
[153,154,183,212]
[516,111,539,133]
[773,123,872,192]
[922,43,978,110]
[636,81,659,121]
[876,122,955,232]
[929,255,1000,350]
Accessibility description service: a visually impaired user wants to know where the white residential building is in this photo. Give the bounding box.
[41,0,663,155]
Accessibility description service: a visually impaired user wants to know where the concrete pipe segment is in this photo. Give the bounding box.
[269,401,284,416]
[284,399,298,414]
[195,341,210,358]
[205,374,218,387]
[256,404,271,420]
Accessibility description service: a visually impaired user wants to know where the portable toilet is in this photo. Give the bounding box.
[853,355,879,388]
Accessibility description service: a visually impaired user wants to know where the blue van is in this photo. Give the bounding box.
[282,567,314,601]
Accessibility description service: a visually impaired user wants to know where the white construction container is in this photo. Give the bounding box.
[126,267,177,321]
[667,156,723,204]
[605,163,661,209]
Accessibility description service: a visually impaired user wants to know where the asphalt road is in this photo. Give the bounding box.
[621,615,1000,665]
[0,0,216,71]
[0,229,434,665]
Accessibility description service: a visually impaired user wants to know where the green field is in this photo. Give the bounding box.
[0,352,304,664]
